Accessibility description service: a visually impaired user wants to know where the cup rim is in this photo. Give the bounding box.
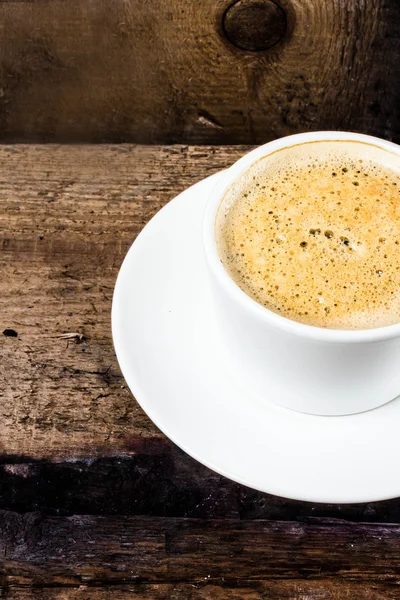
[203,131,400,344]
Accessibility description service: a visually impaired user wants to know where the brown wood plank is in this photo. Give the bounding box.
[2,144,400,598]
[0,0,399,143]
[0,512,400,588]
[2,144,400,524]
[2,581,399,599]
[0,144,247,461]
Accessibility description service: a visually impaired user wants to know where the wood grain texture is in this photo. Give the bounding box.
[0,144,248,460]
[2,144,400,599]
[0,0,399,143]
[3,582,399,600]
[4,449,400,524]
[2,144,400,527]
[0,511,399,593]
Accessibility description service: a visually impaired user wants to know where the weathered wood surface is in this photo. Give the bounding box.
[2,144,400,597]
[4,584,400,600]
[0,0,399,143]
[0,144,247,461]
[0,512,400,596]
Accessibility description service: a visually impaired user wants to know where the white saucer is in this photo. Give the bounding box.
[112,173,400,504]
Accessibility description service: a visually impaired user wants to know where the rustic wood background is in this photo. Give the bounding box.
[0,0,399,144]
[2,145,400,598]
[2,0,400,597]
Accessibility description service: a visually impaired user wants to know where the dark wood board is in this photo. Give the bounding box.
[0,512,400,597]
[0,0,399,143]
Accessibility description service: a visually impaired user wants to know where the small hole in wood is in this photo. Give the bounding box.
[3,328,18,337]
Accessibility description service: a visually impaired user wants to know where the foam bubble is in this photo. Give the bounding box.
[215,140,400,329]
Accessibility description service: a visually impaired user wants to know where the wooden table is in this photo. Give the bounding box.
[2,145,400,599]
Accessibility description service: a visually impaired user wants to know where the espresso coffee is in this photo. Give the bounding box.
[216,141,400,329]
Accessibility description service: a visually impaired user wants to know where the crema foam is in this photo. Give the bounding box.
[216,140,400,329]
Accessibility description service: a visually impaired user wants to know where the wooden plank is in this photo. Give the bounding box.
[0,512,400,588]
[3,449,400,523]
[0,0,398,143]
[2,581,399,599]
[2,143,400,598]
[0,144,247,460]
[2,144,400,525]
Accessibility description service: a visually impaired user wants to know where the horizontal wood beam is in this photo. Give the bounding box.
[0,0,398,142]
[1,581,399,599]
[0,512,400,586]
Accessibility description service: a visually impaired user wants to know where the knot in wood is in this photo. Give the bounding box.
[223,0,287,52]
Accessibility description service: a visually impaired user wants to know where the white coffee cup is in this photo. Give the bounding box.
[203,131,400,416]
